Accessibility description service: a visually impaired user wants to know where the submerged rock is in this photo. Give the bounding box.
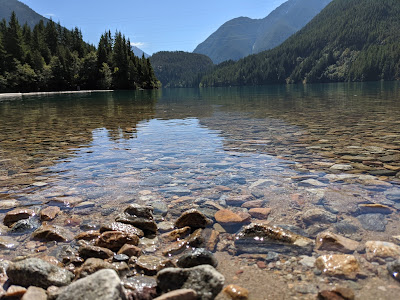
[100,222,144,238]
[135,255,174,275]
[223,284,249,300]
[3,208,35,227]
[75,258,116,278]
[57,269,126,300]
[365,241,400,261]
[175,209,212,229]
[317,287,355,300]
[157,265,224,300]
[79,245,114,260]
[234,223,314,255]
[116,204,157,233]
[301,208,337,225]
[32,224,74,242]
[177,248,218,268]
[6,258,74,289]
[95,230,139,252]
[315,255,360,279]
[315,232,360,254]
[357,214,387,232]
[387,259,400,282]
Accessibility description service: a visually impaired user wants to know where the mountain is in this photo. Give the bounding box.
[194,0,332,64]
[200,0,400,86]
[131,45,150,58]
[0,0,49,27]
[150,51,214,88]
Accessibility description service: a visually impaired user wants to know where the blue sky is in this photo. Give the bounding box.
[19,0,287,55]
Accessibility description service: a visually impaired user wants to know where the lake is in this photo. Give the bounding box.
[1,82,400,298]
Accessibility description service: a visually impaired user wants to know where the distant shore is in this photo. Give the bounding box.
[0,90,114,99]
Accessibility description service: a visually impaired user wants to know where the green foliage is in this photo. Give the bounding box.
[150,51,214,88]
[200,0,400,87]
[0,13,159,92]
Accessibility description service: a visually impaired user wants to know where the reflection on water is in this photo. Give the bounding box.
[0,82,400,259]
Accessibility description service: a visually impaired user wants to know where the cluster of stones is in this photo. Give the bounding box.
[2,201,400,299]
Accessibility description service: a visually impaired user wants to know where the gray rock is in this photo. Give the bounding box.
[57,269,126,300]
[357,214,387,232]
[150,201,169,216]
[6,258,74,288]
[234,223,314,255]
[302,208,337,225]
[385,190,400,202]
[334,221,360,235]
[157,265,224,300]
[177,248,218,268]
[116,204,157,233]
[10,218,39,233]
[387,259,400,282]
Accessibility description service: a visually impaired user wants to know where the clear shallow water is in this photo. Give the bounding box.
[1,83,400,257]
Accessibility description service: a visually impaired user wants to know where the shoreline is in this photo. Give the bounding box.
[0,90,114,99]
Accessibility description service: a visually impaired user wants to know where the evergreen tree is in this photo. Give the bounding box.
[4,12,24,67]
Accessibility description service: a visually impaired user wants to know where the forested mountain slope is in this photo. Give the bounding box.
[0,0,48,28]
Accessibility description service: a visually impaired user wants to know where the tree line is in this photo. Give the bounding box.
[0,12,159,93]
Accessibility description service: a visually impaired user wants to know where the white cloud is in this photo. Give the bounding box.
[130,42,147,49]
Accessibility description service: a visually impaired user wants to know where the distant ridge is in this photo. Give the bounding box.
[0,0,49,27]
[194,0,332,64]
[131,45,150,58]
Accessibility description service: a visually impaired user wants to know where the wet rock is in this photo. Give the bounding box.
[5,285,26,298]
[299,256,316,268]
[204,229,219,252]
[95,231,139,252]
[387,259,400,282]
[223,284,249,300]
[177,248,218,268]
[225,195,253,207]
[385,189,400,202]
[299,179,326,187]
[79,220,99,231]
[57,269,126,300]
[315,232,360,254]
[0,236,18,249]
[118,244,142,257]
[21,286,47,300]
[215,209,250,226]
[162,229,204,256]
[135,255,173,275]
[318,287,355,300]
[157,265,224,300]
[241,200,264,209]
[248,208,271,219]
[100,222,144,238]
[114,254,129,262]
[75,258,116,278]
[365,241,400,261]
[357,214,387,232]
[330,164,353,171]
[150,200,168,216]
[301,208,337,225]
[235,223,314,255]
[79,245,114,260]
[334,221,359,235]
[6,258,74,288]
[3,208,35,227]
[32,224,74,242]
[123,276,157,299]
[154,289,197,300]
[357,204,392,215]
[116,204,157,233]
[10,218,39,233]
[40,206,60,221]
[0,199,19,210]
[175,209,212,229]
[75,230,100,241]
[315,255,360,279]
[158,221,175,233]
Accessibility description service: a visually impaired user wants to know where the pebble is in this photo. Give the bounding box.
[100,221,144,238]
[153,289,197,300]
[299,256,316,268]
[302,208,337,225]
[365,241,400,261]
[116,204,157,233]
[315,255,360,279]
[0,199,19,210]
[317,287,355,300]
[357,204,392,215]
[75,258,116,279]
[118,244,142,257]
[223,284,249,300]
[157,265,224,300]
[214,209,250,225]
[177,248,218,268]
[95,230,139,252]
[78,245,114,260]
[315,232,360,253]
[32,224,74,242]
[21,286,47,300]
[40,206,60,221]
[135,255,173,275]
[387,259,400,282]
[175,209,212,229]
[248,208,271,219]
[5,285,27,298]
[357,214,387,232]
[3,208,35,227]
[241,200,264,208]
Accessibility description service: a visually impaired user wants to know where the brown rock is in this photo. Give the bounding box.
[21,286,47,300]
[40,206,60,221]
[318,287,355,300]
[365,241,400,261]
[315,255,360,278]
[163,229,203,256]
[38,255,63,268]
[33,224,73,242]
[241,200,264,209]
[95,231,139,252]
[175,209,212,229]
[226,195,253,206]
[315,232,360,254]
[100,222,144,238]
[206,230,220,252]
[248,208,271,220]
[161,226,191,242]
[135,255,174,275]
[5,285,26,298]
[215,209,250,225]
[118,244,142,257]
[358,204,392,215]
[223,284,249,300]
[74,230,100,241]
[4,208,35,227]
[154,289,197,300]
[78,245,114,260]
[75,258,116,278]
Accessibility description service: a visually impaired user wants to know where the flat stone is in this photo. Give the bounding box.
[223,284,249,300]
[299,256,316,268]
[315,255,360,279]
[75,230,101,241]
[154,289,197,300]
[330,164,353,171]
[334,221,359,235]
[0,199,19,210]
[79,245,114,260]
[300,179,326,187]
[40,206,60,221]
[118,244,142,257]
[357,204,392,215]
[357,214,387,232]
[175,209,212,229]
[302,209,337,225]
[6,258,74,288]
[95,231,139,252]
[10,218,39,233]
[3,208,35,227]
[116,205,157,233]
[122,276,157,298]
[215,209,250,225]
[162,227,191,242]
[100,222,144,238]
[21,286,47,300]
[135,255,173,275]
[162,229,203,256]
[365,241,400,261]
[75,258,116,279]
[384,189,400,202]
[157,265,224,300]
[158,221,175,233]
[235,223,314,255]
[316,232,360,254]
[0,236,18,249]
[5,285,26,298]
[57,269,126,300]
[241,200,264,208]
[177,248,218,268]
[32,224,74,242]
[225,195,253,206]
[248,208,271,219]
[317,287,355,300]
